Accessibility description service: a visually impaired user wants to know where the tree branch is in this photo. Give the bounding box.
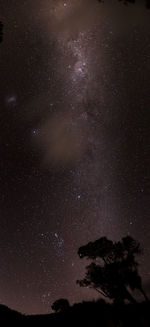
[92,286,109,298]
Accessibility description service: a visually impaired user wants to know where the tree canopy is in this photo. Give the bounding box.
[77,236,148,304]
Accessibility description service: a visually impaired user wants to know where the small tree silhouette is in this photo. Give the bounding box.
[77,236,148,304]
[51,298,70,313]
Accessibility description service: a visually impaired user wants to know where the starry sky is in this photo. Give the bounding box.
[0,0,150,315]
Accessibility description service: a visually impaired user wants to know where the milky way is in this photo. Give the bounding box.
[0,0,150,314]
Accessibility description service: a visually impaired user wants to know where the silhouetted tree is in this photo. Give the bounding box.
[77,236,148,304]
[51,298,70,313]
[0,22,3,43]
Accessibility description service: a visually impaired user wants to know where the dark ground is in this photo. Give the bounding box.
[0,300,150,326]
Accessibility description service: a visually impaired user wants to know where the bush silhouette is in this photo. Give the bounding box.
[77,236,148,304]
[51,298,70,313]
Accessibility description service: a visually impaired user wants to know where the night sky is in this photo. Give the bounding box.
[0,0,150,315]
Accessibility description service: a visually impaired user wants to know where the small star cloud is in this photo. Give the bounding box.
[6,95,17,106]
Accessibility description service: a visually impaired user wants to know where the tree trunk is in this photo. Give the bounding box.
[125,289,137,304]
[139,287,149,302]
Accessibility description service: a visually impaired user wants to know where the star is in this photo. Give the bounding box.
[32,129,39,136]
